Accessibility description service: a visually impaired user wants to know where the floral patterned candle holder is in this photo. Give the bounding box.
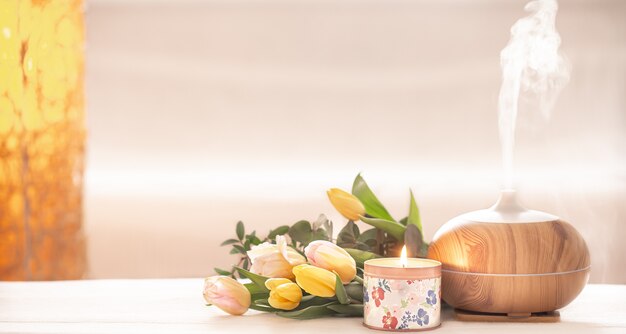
[364,249,442,331]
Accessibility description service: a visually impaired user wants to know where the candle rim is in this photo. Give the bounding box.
[364,257,441,269]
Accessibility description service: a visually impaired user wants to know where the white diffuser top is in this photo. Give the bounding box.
[460,190,559,223]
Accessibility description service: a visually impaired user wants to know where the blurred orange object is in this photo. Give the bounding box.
[0,0,86,280]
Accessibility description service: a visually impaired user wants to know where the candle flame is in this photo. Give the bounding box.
[400,245,408,268]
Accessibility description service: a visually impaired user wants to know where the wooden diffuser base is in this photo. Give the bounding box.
[428,191,590,315]
[454,309,560,323]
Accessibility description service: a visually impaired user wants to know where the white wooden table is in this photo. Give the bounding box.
[1,280,624,333]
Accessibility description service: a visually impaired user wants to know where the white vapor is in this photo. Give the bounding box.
[498,0,570,190]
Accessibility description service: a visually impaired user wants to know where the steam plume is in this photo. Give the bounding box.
[498,0,570,190]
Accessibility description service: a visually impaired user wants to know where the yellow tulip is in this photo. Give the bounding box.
[327,188,366,221]
[247,235,306,279]
[265,278,303,310]
[304,240,356,284]
[203,276,251,315]
[292,264,336,298]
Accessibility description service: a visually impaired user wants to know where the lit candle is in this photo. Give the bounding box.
[363,246,442,331]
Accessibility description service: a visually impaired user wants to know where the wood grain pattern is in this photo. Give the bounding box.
[428,218,590,314]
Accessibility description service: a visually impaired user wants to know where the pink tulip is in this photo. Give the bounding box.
[203,276,251,315]
[304,240,356,284]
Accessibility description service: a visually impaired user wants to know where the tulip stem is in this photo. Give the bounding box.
[353,276,364,285]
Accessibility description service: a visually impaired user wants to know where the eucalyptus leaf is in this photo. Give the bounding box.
[337,221,359,248]
[351,174,395,222]
[214,267,232,276]
[407,190,423,232]
[359,216,406,240]
[220,239,239,246]
[232,245,246,254]
[357,228,378,243]
[289,220,312,245]
[334,274,350,305]
[311,228,329,242]
[276,302,338,320]
[268,225,290,240]
[235,267,269,292]
[323,217,333,241]
[327,304,364,317]
[236,221,245,240]
[344,248,381,268]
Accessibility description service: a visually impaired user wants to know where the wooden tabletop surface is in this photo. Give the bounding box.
[1,279,624,333]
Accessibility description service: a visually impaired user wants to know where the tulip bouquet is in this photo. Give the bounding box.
[204,174,428,319]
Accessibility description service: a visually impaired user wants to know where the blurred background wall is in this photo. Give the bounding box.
[84,0,625,283]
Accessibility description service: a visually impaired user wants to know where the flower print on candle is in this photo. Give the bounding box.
[406,290,420,307]
[426,289,438,306]
[371,286,385,307]
[382,311,399,330]
[363,257,441,330]
[390,305,403,318]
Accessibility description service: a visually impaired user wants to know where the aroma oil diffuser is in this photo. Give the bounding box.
[427,190,590,317]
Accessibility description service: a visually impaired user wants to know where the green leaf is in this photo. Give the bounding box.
[407,190,423,232]
[404,224,423,259]
[420,241,430,258]
[344,282,364,302]
[327,304,363,317]
[214,267,232,276]
[398,217,408,226]
[236,221,245,241]
[253,298,271,306]
[351,174,395,222]
[359,216,406,241]
[336,221,359,248]
[229,248,242,255]
[268,225,290,240]
[244,282,268,295]
[248,303,276,312]
[288,220,312,245]
[334,273,350,305]
[232,245,246,254]
[235,267,269,292]
[323,219,333,241]
[249,235,262,245]
[297,295,335,309]
[220,239,239,246]
[276,302,338,320]
[344,248,381,268]
[310,228,329,242]
[356,228,378,243]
